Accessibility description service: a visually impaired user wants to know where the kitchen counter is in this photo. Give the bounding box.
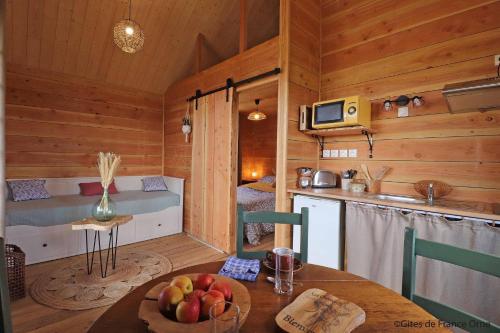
[288,188,500,221]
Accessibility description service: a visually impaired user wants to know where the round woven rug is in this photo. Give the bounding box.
[30,249,172,310]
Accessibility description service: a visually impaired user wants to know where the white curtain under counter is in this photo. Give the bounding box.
[345,201,499,326]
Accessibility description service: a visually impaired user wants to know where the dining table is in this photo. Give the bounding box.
[88,261,450,332]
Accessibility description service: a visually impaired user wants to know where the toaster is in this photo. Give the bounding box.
[312,170,337,188]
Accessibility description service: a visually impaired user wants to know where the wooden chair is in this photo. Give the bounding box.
[236,206,309,262]
[0,237,13,333]
[402,228,500,333]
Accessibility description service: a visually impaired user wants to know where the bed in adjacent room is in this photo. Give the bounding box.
[237,176,276,245]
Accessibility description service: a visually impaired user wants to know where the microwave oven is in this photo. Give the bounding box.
[311,96,371,129]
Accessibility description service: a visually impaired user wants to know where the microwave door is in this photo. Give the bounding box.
[315,101,344,125]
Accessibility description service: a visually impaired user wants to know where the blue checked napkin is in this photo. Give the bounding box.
[219,256,260,282]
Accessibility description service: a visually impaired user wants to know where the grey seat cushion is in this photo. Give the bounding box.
[5,190,180,227]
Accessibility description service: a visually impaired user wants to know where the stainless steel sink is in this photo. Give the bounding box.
[373,194,427,204]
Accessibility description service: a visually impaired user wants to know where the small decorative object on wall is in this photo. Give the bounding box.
[248,99,267,121]
[92,152,121,222]
[113,0,144,53]
[182,103,192,143]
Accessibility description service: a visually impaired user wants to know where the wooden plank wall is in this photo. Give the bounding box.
[274,0,321,247]
[239,113,277,181]
[1,1,5,238]
[285,0,321,204]
[319,0,500,203]
[5,66,163,178]
[163,38,279,235]
[287,0,321,195]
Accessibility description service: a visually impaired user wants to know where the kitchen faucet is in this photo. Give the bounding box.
[428,183,434,205]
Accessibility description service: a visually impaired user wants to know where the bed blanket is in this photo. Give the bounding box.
[237,186,275,245]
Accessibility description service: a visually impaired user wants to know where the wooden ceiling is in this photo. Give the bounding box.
[5,0,279,94]
[238,80,278,115]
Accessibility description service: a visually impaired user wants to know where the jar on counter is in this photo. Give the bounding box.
[350,181,366,193]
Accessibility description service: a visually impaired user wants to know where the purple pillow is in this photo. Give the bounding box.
[7,179,51,201]
[142,176,168,192]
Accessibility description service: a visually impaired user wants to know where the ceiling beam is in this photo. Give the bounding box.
[239,0,247,53]
[196,33,205,73]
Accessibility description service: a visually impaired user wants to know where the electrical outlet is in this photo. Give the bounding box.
[322,149,331,158]
[398,106,409,117]
[339,149,348,158]
[495,54,500,66]
[348,149,358,158]
[331,149,339,158]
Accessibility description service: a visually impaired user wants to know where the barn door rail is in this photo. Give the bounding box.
[187,67,281,109]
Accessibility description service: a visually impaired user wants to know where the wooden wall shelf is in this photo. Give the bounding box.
[303,126,376,158]
[303,126,375,137]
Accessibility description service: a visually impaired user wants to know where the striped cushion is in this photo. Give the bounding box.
[142,176,168,192]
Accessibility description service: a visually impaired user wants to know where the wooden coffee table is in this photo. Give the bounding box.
[88,261,450,332]
[71,215,132,278]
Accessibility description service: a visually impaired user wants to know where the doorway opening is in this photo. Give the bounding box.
[235,79,278,253]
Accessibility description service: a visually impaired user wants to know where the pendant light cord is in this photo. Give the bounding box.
[128,0,131,20]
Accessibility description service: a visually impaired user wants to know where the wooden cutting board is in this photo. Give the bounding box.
[276,288,365,333]
[138,273,251,333]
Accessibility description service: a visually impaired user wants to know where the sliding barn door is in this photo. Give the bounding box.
[191,89,238,253]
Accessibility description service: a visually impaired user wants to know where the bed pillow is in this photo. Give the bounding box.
[7,179,51,202]
[142,176,168,192]
[79,181,118,196]
[258,175,276,184]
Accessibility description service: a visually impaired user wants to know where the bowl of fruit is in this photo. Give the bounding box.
[138,273,251,333]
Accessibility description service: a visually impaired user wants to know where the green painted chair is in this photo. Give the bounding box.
[402,227,500,333]
[236,206,309,262]
[1,237,13,333]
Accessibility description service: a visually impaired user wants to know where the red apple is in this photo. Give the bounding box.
[208,281,232,301]
[170,276,193,295]
[191,289,206,300]
[176,296,200,323]
[158,285,184,316]
[201,289,225,319]
[194,273,215,291]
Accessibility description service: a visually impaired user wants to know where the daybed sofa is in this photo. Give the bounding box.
[5,176,184,264]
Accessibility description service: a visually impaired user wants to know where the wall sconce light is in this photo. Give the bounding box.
[383,95,424,111]
[411,96,424,107]
[383,99,393,111]
[251,171,258,178]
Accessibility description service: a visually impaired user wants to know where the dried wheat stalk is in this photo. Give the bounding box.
[97,152,121,190]
[96,152,121,215]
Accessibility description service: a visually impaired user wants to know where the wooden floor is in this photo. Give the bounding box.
[10,232,274,333]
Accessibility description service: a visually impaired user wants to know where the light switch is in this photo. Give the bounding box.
[331,149,339,158]
[348,149,357,158]
[398,106,409,117]
[322,150,331,158]
[339,149,348,158]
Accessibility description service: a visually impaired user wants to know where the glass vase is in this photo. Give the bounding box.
[92,188,117,222]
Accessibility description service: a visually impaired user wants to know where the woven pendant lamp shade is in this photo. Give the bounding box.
[113,19,144,53]
[247,111,267,121]
[247,99,267,121]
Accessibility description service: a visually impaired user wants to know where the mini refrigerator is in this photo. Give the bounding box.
[293,195,344,270]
